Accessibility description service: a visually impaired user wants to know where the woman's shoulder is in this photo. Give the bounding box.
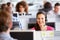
[31,27,35,30]
[47,26,54,30]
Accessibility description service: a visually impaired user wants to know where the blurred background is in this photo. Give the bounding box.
[0,0,60,40]
[0,0,60,30]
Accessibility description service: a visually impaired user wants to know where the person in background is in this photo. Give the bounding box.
[0,11,17,40]
[31,12,54,31]
[1,3,13,19]
[48,3,60,15]
[54,3,60,15]
[16,1,29,15]
[39,2,52,15]
[47,3,60,22]
[6,2,13,14]
[1,4,7,12]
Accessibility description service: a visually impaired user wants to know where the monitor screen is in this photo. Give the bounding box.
[10,30,34,40]
[13,13,17,17]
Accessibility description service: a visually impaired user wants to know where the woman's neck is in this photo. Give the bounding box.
[39,25,47,31]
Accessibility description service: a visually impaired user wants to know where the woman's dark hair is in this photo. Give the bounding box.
[16,1,27,12]
[35,12,47,31]
[34,23,41,31]
[36,12,45,17]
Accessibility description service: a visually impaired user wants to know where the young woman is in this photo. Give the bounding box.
[16,1,28,15]
[32,12,54,31]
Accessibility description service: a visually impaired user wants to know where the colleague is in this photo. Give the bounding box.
[32,12,54,31]
[47,3,60,22]
[16,1,29,15]
[6,2,13,14]
[53,3,60,15]
[1,4,7,12]
[39,2,52,15]
[48,3,60,15]
[0,11,17,40]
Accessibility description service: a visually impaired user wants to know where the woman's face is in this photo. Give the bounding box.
[36,14,45,26]
[19,5,25,12]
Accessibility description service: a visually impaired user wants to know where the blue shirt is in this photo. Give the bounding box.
[0,32,17,40]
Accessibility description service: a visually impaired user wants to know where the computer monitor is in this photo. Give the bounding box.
[13,12,18,17]
[10,30,34,40]
[11,22,19,30]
